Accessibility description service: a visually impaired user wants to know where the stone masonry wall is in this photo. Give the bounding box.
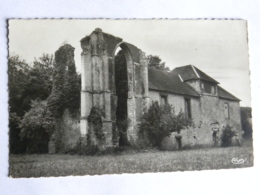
[60,109,81,152]
[149,90,242,150]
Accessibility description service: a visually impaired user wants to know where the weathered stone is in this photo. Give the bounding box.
[80,29,148,148]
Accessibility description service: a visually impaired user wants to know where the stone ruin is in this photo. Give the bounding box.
[80,28,150,149]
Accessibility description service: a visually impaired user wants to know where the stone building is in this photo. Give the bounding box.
[149,66,241,149]
[52,28,242,152]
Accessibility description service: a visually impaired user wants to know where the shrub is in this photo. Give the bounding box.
[221,125,236,147]
[128,135,149,151]
[139,101,192,148]
[19,100,54,153]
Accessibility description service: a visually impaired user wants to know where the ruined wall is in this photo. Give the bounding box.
[54,109,81,153]
[80,28,149,147]
[49,44,81,153]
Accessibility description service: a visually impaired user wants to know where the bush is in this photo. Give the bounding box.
[19,100,54,153]
[139,101,192,148]
[221,125,236,147]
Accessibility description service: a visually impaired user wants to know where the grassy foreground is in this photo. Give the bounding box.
[9,145,253,178]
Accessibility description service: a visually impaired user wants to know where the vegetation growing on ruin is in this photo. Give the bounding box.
[8,45,81,154]
[48,44,80,118]
[87,106,105,141]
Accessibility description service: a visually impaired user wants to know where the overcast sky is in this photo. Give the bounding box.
[8,19,251,106]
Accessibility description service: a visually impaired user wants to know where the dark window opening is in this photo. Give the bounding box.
[201,81,216,95]
[185,98,192,119]
[204,82,212,93]
[160,95,168,105]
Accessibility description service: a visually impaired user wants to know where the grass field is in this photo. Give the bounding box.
[9,144,253,178]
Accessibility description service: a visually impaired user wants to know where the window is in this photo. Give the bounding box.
[224,102,230,119]
[201,81,216,95]
[184,98,192,119]
[204,82,212,93]
[160,95,167,105]
[211,86,216,95]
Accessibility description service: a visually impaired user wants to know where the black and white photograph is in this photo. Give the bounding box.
[7,19,254,178]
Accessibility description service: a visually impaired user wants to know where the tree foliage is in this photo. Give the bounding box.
[139,101,192,148]
[8,55,30,116]
[240,107,252,139]
[20,100,54,140]
[8,55,31,153]
[8,54,55,153]
[8,53,54,116]
[19,100,54,153]
[147,55,170,72]
[8,49,80,153]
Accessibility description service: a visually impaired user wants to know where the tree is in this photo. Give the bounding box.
[240,107,253,139]
[19,100,54,153]
[8,55,30,116]
[8,53,55,153]
[22,54,54,112]
[139,101,192,148]
[147,55,170,72]
[8,55,30,153]
[8,53,54,115]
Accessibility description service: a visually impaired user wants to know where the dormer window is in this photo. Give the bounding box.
[201,81,217,95]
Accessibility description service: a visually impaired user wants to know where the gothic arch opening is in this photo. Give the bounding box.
[114,43,132,146]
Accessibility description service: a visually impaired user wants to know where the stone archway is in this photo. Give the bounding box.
[80,28,149,148]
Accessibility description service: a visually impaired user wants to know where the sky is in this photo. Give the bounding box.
[8,19,251,106]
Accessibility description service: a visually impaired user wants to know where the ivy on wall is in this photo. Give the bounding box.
[48,44,80,118]
[87,106,105,141]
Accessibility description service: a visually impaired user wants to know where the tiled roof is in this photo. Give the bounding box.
[171,65,219,84]
[218,86,240,101]
[148,68,199,97]
[148,65,240,102]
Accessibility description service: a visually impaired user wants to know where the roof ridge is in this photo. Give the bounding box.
[191,65,200,78]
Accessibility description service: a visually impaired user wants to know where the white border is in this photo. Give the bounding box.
[1,1,259,195]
